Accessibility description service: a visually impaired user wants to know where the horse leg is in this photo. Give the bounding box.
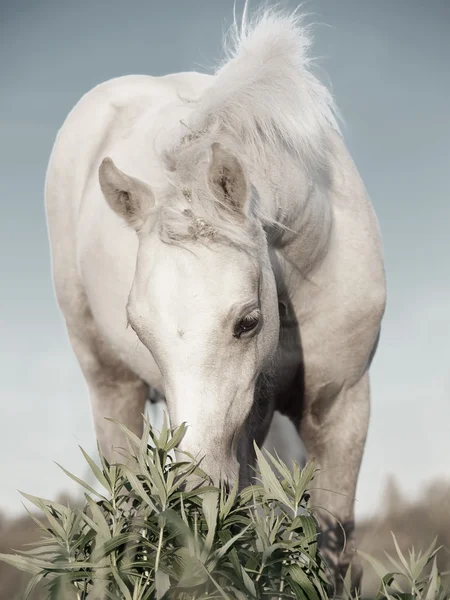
[299,371,370,597]
[65,303,148,464]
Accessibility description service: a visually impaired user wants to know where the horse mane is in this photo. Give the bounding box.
[158,4,338,254]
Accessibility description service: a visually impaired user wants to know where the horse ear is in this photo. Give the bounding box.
[207,143,249,214]
[98,157,155,230]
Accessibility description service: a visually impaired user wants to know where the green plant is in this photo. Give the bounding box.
[0,417,328,599]
[3,418,450,599]
[355,535,450,600]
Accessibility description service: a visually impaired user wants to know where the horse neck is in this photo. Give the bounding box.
[257,150,334,278]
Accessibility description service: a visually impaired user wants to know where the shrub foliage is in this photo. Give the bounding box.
[0,417,328,599]
[1,417,449,599]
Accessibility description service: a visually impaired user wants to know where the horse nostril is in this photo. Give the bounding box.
[278,300,288,319]
[148,385,165,404]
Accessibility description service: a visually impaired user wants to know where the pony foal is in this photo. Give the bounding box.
[46,8,386,595]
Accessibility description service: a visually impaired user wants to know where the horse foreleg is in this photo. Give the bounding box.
[66,310,148,465]
[299,371,370,597]
[86,360,148,465]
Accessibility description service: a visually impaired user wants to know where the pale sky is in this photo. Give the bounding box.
[1,0,449,520]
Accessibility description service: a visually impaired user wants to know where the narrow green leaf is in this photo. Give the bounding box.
[253,443,291,507]
[358,550,390,581]
[165,422,188,452]
[20,497,67,541]
[54,462,107,499]
[424,556,440,600]
[0,553,44,575]
[20,502,53,536]
[220,477,239,520]
[158,411,170,447]
[106,418,141,449]
[85,495,111,541]
[91,532,141,562]
[288,579,309,600]
[19,492,70,518]
[381,570,404,594]
[111,565,133,600]
[265,448,294,482]
[391,531,413,577]
[213,524,251,561]
[287,563,321,600]
[384,550,410,578]
[120,466,158,511]
[79,446,111,493]
[22,572,46,600]
[155,569,171,599]
[240,564,257,597]
[202,490,219,555]
[295,460,317,505]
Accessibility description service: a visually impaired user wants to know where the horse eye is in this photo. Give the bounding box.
[234,310,260,338]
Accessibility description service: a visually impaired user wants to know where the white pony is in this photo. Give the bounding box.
[45,7,386,594]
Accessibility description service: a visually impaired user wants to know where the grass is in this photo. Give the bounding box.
[0,417,449,599]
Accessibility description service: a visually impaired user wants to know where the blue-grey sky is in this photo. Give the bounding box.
[1,0,449,519]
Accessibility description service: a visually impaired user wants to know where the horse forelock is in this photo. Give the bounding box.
[156,177,262,257]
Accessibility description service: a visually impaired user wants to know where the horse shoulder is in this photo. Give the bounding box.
[328,131,387,327]
[286,135,386,397]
